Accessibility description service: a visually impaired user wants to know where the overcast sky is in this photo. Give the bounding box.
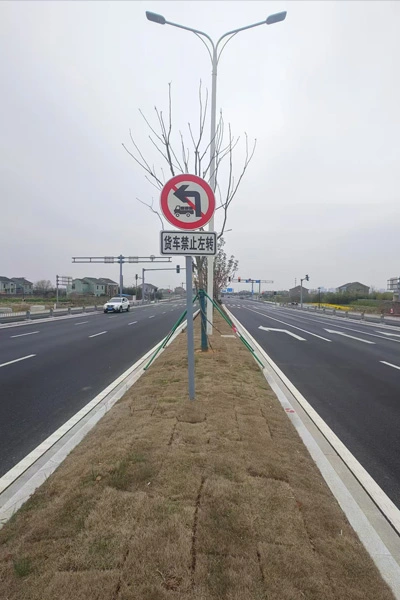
[1,0,399,292]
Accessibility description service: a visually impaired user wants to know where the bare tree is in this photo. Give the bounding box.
[123,82,255,292]
[34,280,53,296]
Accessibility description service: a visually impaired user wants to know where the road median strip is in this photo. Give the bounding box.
[0,311,397,599]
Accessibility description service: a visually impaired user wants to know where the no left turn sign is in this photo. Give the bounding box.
[160,174,215,230]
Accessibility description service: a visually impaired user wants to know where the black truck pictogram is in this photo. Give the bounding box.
[174,205,194,218]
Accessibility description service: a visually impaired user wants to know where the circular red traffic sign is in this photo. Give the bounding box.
[160,174,215,230]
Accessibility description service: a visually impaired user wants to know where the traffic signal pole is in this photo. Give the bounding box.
[140,266,184,303]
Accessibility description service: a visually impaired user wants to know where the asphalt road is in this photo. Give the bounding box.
[224,298,400,508]
[0,300,192,477]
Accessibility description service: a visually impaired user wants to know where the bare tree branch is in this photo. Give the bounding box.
[137,197,165,230]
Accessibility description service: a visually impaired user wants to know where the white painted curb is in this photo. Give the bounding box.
[224,305,400,599]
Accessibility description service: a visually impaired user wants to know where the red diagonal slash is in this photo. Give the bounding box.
[172,184,206,218]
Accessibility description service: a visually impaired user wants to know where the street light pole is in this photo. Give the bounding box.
[318,287,321,309]
[146,10,287,335]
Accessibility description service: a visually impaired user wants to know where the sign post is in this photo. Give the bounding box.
[160,174,216,400]
[185,256,195,400]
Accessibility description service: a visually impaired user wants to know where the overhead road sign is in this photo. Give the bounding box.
[160,231,217,256]
[160,174,216,230]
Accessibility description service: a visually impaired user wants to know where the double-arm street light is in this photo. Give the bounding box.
[146,9,287,334]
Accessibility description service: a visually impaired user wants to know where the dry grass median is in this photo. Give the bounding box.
[0,310,395,599]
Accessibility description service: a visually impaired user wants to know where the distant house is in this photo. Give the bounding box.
[139,283,158,299]
[174,286,186,295]
[337,282,369,295]
[11,277,33,295]
[289,285,308,302]
[68,277,118,297]
[0,276,16,294]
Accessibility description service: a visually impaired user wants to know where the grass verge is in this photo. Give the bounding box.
[0,311,395,599]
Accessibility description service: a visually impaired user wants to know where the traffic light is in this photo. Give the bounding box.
[228,277,231,282]
[238,277,241,283]
[305,274,309,281]
[176,265,180,274]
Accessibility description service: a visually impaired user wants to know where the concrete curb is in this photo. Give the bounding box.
[224,305,400,600]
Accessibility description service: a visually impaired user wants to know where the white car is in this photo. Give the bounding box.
[103,297,130,313]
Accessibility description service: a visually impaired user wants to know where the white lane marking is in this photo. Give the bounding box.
[75,321,89,326]
[0,354,36,368]
[89,331,107,338]
[128,321,138,325]
[244,307,332,342]
[10,331,39,339]
[259,326,306,341]
[376,331,400,338]
[149,315,155,319]
[380,361,400,371]
[324,329,375,344]
[162,311,166,314]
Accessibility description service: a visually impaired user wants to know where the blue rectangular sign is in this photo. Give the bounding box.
[227,287,234,293]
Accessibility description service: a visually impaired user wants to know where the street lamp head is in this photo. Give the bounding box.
[146,11,166,25]
[266,11,287,25]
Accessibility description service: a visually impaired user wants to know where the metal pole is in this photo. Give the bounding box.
[56,276,59,308]
[142,268,145,304]
[186,256,195,399]
[206,45,218,336]
[300,279,303,309]
[119,255,123,297]
[251,280,254,297]
[259,280,261,297]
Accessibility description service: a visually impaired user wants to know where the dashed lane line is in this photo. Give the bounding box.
[0,354,36,369]
[10,331,39,339]
[88,331,107,338]
[380,361,400,371]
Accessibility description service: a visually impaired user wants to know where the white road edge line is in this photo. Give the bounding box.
[380,361,400,371]
[10,331,39,339]
[75,321,89,325]
[0,354,36,369]
[0,310,200,518]
[224,306,400,599]
[88,331,107,338]
[244,306,332,342]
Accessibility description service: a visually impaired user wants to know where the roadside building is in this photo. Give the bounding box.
[289,285,308,303]
[11,277,34,295]
[337,282,369,295]
[67,277,118,297]
[0,276,16,294]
